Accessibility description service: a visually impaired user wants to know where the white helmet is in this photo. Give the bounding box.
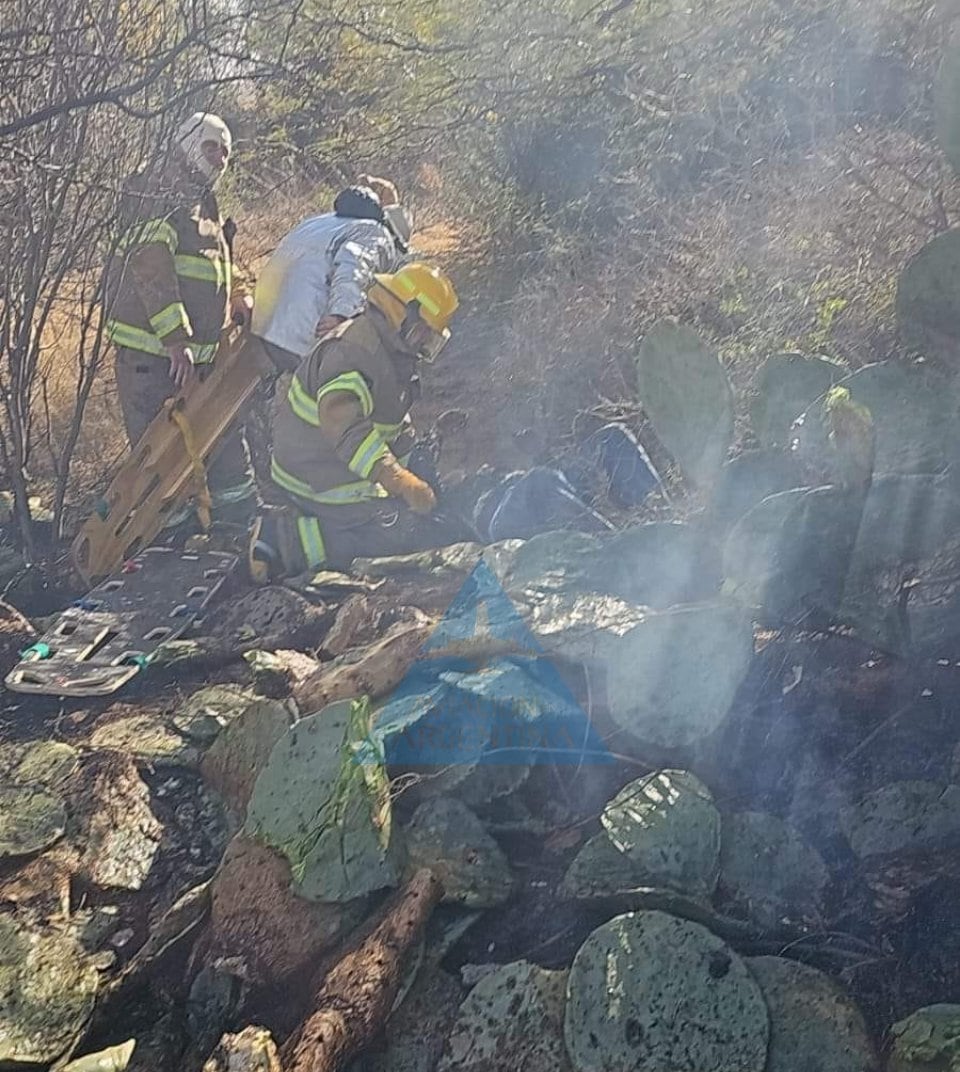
[175,112,232,184]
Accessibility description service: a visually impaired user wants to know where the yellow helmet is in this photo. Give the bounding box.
[369,262,459,361]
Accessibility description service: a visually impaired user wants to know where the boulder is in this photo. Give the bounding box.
[564,911,769,1072]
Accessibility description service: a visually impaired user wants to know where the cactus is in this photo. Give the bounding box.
[564,911,768,1072]
[601,769,721,898]
[246,697,398,903]
[0,782,67,859]
[935,42,960,176]
[751,351,844,448]
[746,957,877,1072]
[634,320,734,488]
[438,961,570,1072]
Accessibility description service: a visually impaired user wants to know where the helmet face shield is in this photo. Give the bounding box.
[399,300,449,362]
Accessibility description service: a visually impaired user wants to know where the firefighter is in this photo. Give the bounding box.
[250,262,459,578]
[104,112,257,525]
[251,180,413,371]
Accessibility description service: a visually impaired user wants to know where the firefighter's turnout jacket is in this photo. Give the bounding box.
[104,170,256,520]
[104,172,232,364]
[270,311,419,562]
[252,213,400,360]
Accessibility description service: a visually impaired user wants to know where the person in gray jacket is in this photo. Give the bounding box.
[251,181,412,370]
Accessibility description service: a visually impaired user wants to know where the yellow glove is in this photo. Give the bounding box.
[374,458,437,514]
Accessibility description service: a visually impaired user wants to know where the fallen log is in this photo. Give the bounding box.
[292,619,433,713]
[283,868,443,1072]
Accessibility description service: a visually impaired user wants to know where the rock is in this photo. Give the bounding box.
[751,352,844,448]
[200,699,295,820]
[245,698,398,902]
[634,320,735,487]
[719,811,829,926]
[0,916,99,1066]
[709,450,804,530]
[746,956,876,1072]
[600,770,721,897]
[564,910,768,1072]
[530,596,754,750]
[722,486,859,619]
[89,714,198,767]
[0,740,79,786]
[174,685,258,743]
[208,836,363,985]
[438,960,572,1072]
[888,1004,960,1072]
[80,755,162,891]
[0,781,67,859]
[403,798,514,907]
[243,649,320,694]
[840,781,960,859]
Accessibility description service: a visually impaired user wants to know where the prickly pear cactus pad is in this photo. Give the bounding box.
[936,44,960,176]
[751,352,844,448]
[601,770,721,897]
[719,811,829,926]
[246,698,398,902]
[634,320,734,487]
[746,957,876,1072]
[0,782,67,859]
[438,960,572,1072]
[889,1004,960,1072]
[0,917,99,1065]
[0,740,79,787]
[564,911,769,1072]
[840,781,960,860]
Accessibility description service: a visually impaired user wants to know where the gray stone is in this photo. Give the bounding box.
[634,320,735,487]
[889,1004,960,1072]
[720,811,829,926]
[438,960,571,1072]
[601,770,721,897]
[746,956,876,1072]
[564,911,768,1072]
[751,352,845,448]
[0,782,66,859]
[840,781,960,859]
[0,916,99,1066]
[403,798,514,908]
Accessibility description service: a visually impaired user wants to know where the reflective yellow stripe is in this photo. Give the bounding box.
[117,217,178,254]
[149,301,191,338]
[270,457,388,505]
[348,428,389,479]
[106,319,166,356]
[106,319,218,363]
[392,274,440,316]
[287,375,320,426]
[297,516,327,568]
[174,253,227,287]
[315,372,374,418]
